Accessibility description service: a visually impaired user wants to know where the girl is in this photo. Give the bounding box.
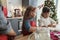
[38,6,56,27]
[22,6,39,36]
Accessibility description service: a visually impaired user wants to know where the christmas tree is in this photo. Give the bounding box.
[44,0,57,21]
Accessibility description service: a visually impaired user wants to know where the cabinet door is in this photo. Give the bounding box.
[18,19,22,32]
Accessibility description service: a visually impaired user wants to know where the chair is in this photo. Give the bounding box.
[0,34,8,40]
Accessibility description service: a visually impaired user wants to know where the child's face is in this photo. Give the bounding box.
[43,12,50,18]
[30,11,36,18]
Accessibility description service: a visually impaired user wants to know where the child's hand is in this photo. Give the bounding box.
[48,24,56,27]
[53,30,58,32]
[42,26,46,27]
[48,24,52,27]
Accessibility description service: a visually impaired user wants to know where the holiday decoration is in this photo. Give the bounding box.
[44,0,57,21]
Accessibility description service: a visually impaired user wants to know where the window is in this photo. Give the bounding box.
[57,0,60,24]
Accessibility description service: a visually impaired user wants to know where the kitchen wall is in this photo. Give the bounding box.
[29,0,45,26]
[7,0,22,17]
[22,0,29,7]
[1,0,7,7]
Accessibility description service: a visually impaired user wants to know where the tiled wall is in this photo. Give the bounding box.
[1,0,7,7]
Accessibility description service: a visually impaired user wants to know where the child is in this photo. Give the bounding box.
[22,6,39,36]
[38,6,59,40]
[38,6,56,27]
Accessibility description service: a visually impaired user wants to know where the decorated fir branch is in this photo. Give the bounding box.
[44,0,57,21]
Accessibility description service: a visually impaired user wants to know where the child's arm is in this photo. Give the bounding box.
[38,19,46,27]
[24,20,37,32]
[48,18,56,27]
[29,27,37,32]
[48,24,56,27]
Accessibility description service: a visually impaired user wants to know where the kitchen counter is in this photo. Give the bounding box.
[7,17,23,35]
[7,17,23,20]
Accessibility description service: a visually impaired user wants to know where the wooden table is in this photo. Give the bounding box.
[14,34,35,40]
[14,34,29,40]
